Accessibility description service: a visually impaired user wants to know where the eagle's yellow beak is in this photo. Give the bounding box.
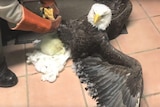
[94,14,101,24]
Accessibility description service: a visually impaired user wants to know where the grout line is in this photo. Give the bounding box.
[127,47,160,55]
[113,35,160,55]
[142,97,150,107]
[114,39,122,51]
[129,17,148,22]
[152,15,160,18]
[79,83,89,107]
[65,65,72,68]
[111,44,160,56]
[143,92,160,98]
[17,72,40,78]
[24,44,30,107]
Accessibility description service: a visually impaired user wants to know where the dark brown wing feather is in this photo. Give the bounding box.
[75,56,142,107]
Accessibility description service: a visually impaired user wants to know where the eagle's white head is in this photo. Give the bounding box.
[87,3,112,30]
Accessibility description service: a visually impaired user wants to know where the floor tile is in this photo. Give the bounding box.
[110,39,121,51]
[116,18,160,54]
[26,63,38,75]
[81,84,97,107]
[146,94,160,107]
[151,16,160,33]
[138,0,160,17]
[3,44,26,77]
[140,98,149,107]
[28,67,86,107]
[0,77,27,107]
[65,59,73,67]
[25,43,39,74]
[129,0,147,21]
[131,49,160,95]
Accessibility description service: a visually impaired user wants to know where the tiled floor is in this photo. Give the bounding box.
[1,0,160,107]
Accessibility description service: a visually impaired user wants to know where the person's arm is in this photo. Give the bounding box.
[0,0,61,33]
[0,0,22,24]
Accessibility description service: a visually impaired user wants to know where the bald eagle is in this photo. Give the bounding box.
[58,3,143,107]
[94,0,133,40]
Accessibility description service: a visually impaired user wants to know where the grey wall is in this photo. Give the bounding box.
[56,0,95,20]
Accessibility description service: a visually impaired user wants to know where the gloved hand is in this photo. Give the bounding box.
[40,0,60,18]
[39,0,62,32]
[50,15,62,31]
[12,6,61,33]
[38,0,62,32]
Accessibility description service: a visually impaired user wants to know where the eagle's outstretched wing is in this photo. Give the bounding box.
[75,56,142,107]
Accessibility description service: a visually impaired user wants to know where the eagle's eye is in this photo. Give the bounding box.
[101,15,105,18]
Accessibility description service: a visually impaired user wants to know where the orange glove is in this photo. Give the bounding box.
[12,5,61,33]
